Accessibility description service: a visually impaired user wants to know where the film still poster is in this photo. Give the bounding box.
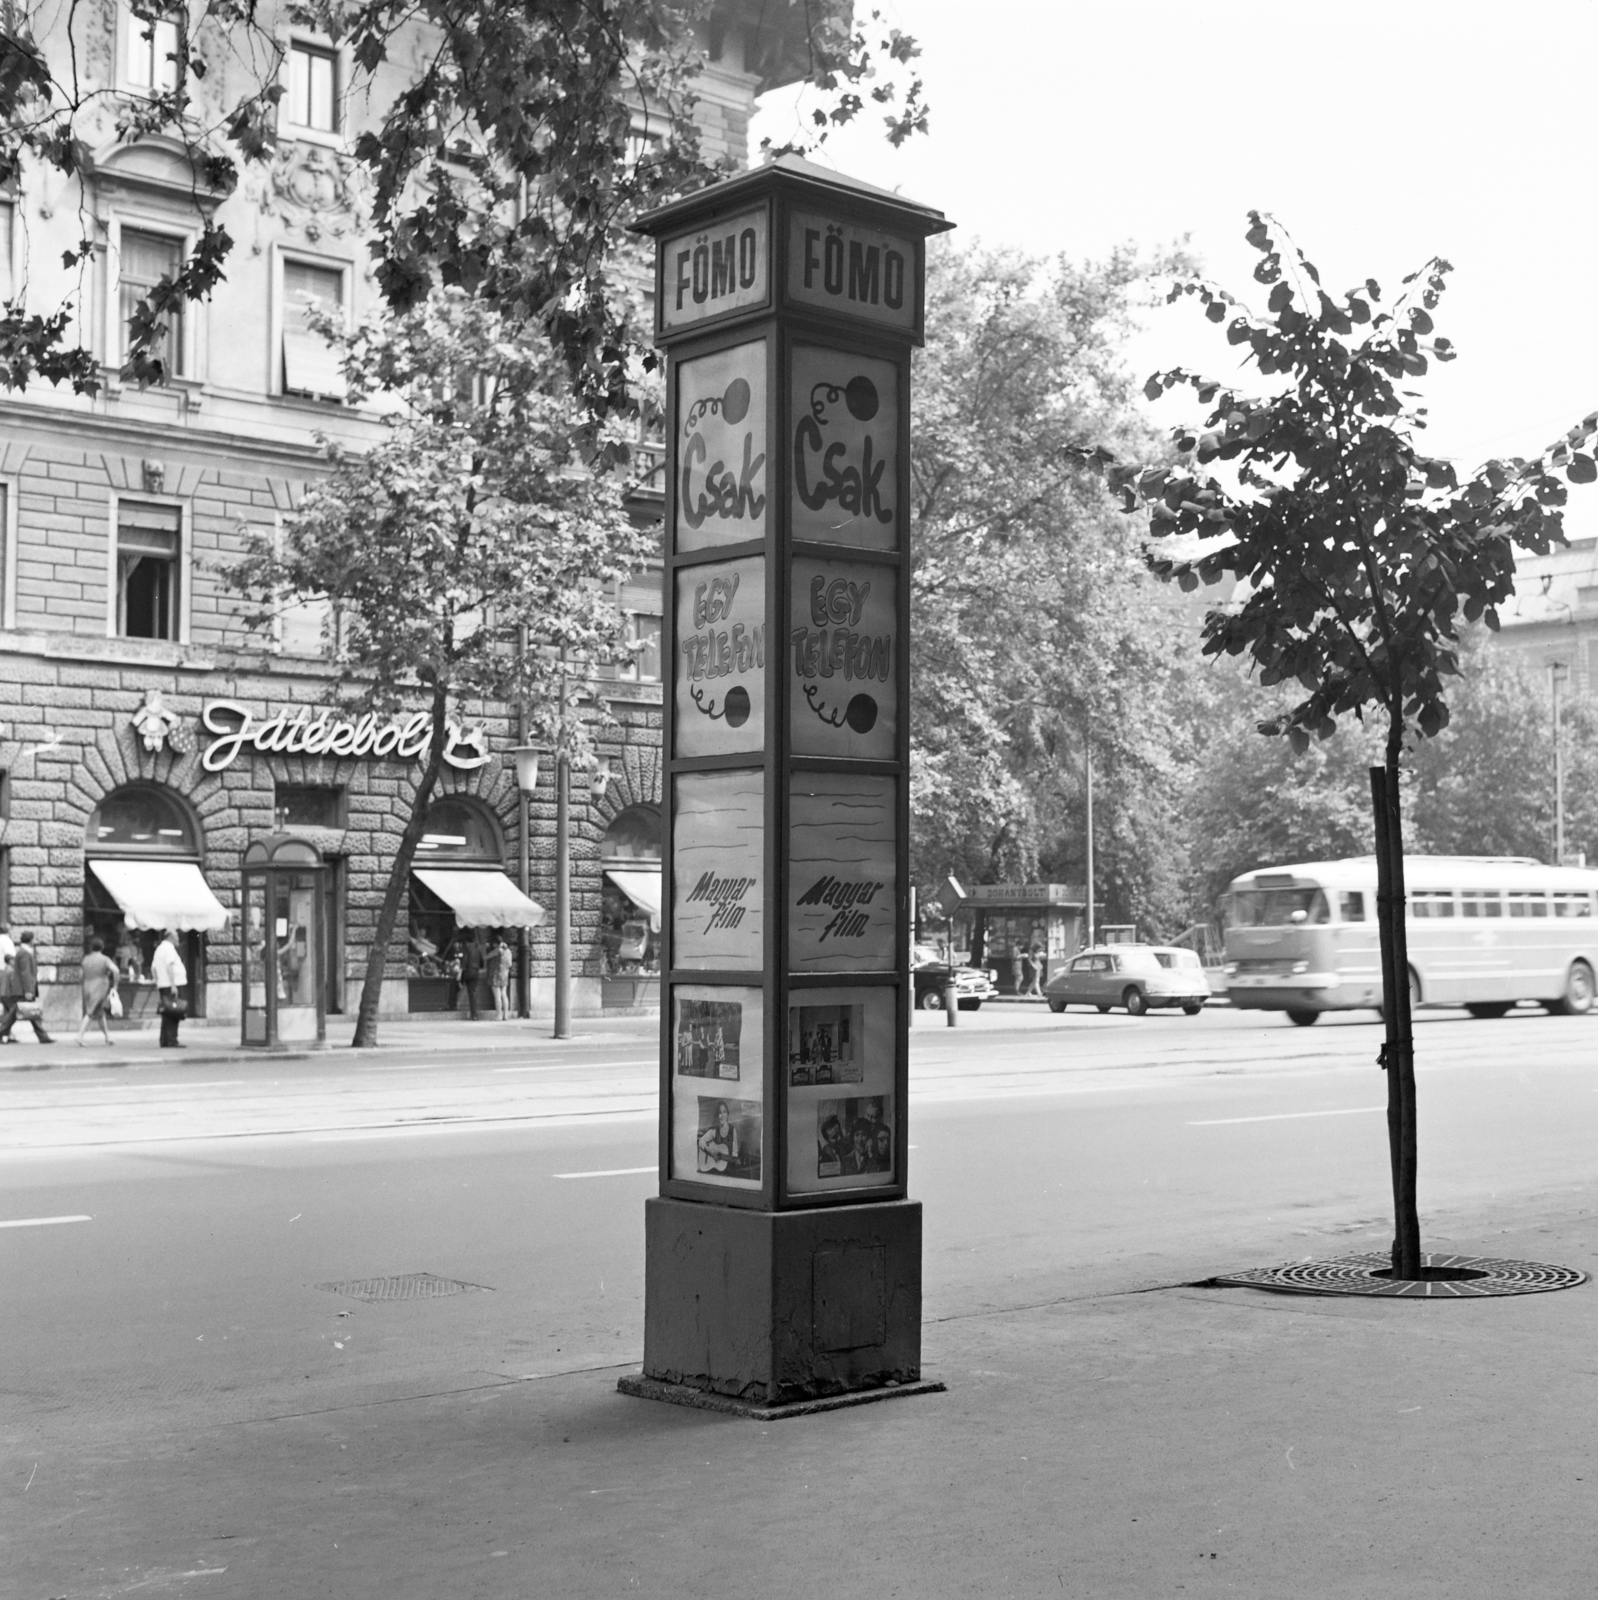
[674,555,766,758]
[815,1095,894,1186]
[788,773,897,972]
[671,984,763,1190]
[675,996,743,1080]
[675,340,768,554]
[785,985,896,1194]
[787,1001,863,1086]
[788,344,900,552]
[672,770,763,969]
[788,557,897,762]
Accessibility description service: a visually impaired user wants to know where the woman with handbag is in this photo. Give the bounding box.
[0,931,54,1044]
[151,929,188,1049]
[78,936,121,1047]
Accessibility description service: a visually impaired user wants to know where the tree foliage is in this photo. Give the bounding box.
[909,239,1199,934]
[0,0,925,427]
[229,288,655,1043]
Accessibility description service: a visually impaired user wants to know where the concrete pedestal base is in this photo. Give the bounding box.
[638,1196,923,1408]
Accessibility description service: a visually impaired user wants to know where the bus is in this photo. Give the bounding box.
[1222,856,1598,1025]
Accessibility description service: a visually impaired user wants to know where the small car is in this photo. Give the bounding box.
[911,943,998,1011]
[1044,944,1210,1016]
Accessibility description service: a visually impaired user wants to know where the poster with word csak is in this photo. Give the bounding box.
[675,340,768,553]
[788,344,899,551]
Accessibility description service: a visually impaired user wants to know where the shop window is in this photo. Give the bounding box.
[116,500,181,640]
[275,784,343,830]
[117,228,185,378]
[415,796,504,863]
[84,783,207,1018]
[281,258,347,400]
[288,40,340,132]
[125,5,180,92]
[600,804,661,975]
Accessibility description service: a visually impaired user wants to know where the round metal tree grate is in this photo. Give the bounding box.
[315,1273,493,1302]
[1213,1252,1588,1299]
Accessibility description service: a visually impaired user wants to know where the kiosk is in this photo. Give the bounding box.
[624,157,952,1410]
[240,834,328,1049]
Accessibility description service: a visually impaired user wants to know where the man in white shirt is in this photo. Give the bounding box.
[151,929,187,1049]
[0,925,14,965]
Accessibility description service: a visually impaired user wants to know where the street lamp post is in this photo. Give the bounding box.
[1550,662,1567,866]
[509,744,542,1022]
[1084,742,1096,948]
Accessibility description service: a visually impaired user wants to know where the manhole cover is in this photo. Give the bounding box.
[315,1273,493,1302]
[1213,1252,1587,1299]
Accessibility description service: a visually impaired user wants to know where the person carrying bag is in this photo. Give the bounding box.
[151,929,188,1049]
[0,931,54,1045]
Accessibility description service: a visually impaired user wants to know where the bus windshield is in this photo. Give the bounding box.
[1228,887,1330,927]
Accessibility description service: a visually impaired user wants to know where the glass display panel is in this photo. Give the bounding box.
[788,773,896,973]
[672,770,764,969]
[788,345,899,551]
[671,983,763,1190]
[674,555,766,757]
[788,556,897,760]
[786,984,895,1195]
[674,340,768,552]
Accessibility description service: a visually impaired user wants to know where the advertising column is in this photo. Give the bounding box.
[626,156,952,1412]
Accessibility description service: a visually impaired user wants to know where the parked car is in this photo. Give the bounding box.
[911,943,998,1010]
[1044,944,1211,1016]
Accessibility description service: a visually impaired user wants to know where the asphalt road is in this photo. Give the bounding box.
[6,1001,1597,1458]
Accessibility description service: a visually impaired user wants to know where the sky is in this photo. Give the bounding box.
[750,0,1598,540]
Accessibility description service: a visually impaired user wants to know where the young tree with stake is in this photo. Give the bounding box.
[229,289,655,1047]
[1106,213,1598,1280]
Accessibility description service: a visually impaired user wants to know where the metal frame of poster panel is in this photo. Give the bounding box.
[772,187,930,348]
[652,195,776,344]
[660,316,782,1211]
[773,316,913,1209]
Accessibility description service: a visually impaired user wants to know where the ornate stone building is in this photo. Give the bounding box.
[0,0,802,1027]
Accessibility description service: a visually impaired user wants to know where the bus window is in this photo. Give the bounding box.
[1339,891,1366,922]
[1553,892,1594,918]
[1228,887,1330,927]
[1411,891,1455,919]
[1507,892,1550,918]
[1461,891,1503,919]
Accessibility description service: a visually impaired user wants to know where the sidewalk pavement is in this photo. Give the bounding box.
[11,1189,1598,1598]
[0,1012,658,1072]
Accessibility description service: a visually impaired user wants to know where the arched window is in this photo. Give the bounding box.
[601,804,662,865]
[86,783,200,856]
[414,797,503,865]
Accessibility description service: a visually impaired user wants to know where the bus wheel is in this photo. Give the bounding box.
[1286,1009,1320,1027]
[1465,1002,1513,1019]
[1377,968,1423,1023]
[1549,960,1596,1017]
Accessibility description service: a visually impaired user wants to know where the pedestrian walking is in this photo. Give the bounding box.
[151,929,188,1048]
[486,934,513,1021]
[0,931,55,1044]
[1009,943,1024,996]
[78,936,121,1047]
[1019,944,1034,996]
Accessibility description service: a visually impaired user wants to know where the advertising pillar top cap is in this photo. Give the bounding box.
[631,152,953,242]
[634,153,953,346]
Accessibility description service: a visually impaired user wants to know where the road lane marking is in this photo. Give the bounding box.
[554,1165,657,1179]
[494,1060,655,1074]
[0,1214,92,1228]
[1189,1107,1386,1126]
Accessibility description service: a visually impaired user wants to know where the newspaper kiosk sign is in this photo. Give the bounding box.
[630,155,952,1412]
